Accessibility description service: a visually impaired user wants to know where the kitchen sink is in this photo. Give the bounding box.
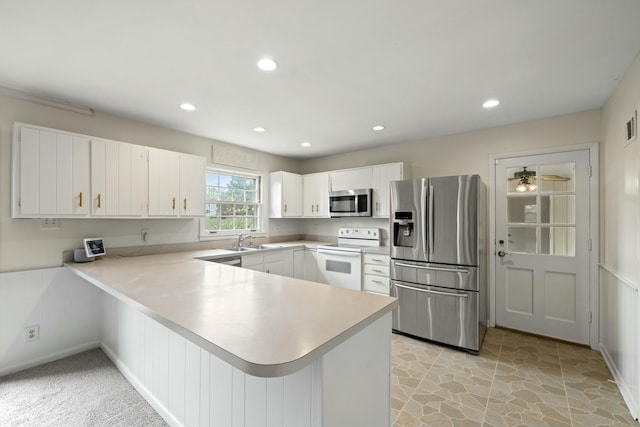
[224,246,260,252]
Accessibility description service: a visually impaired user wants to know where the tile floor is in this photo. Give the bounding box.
[392,328,637,427]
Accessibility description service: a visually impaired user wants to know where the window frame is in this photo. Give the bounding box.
[199,166,266,241]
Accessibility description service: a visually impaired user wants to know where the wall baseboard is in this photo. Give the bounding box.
[600,343,639,421]
[0,341,100,378]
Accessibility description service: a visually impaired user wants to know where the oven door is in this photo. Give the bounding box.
[317,248,362,290]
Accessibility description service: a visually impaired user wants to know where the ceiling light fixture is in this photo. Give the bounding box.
[372,125,385,131]
[253,127,266,132]
[257,58,278,71]
[482,99,500,109]
[301,142,311,147]
[180,103,196,111]
[514,167,537,192]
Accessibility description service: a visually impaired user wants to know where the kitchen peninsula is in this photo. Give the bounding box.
[65,249,397,427]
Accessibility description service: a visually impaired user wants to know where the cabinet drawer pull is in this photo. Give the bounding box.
[79,192,83,207]
[373,279,386,285]
[394,262,469,274]
[97,193,101,209]
[371,258,385,263]
[316,203,319,211]
[284,203,287,213]
[394,282,468,298]
[311,204,314,213]
[172,197,176,210]
[372,269,385,274]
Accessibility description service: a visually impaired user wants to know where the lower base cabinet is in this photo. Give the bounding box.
[363,253,390,295]
[293,249,318,282]
[242,249,294,276]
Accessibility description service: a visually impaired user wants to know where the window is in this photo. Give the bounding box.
[204,170,261,234]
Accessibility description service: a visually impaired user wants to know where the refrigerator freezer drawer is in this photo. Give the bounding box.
[391,260,479,291]
[391,280,483,352]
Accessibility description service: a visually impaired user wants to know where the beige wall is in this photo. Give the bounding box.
[0,95,301,272]
[302,109,602,184]
[601,52,640,282]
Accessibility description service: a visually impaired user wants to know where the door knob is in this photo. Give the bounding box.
[498,250,507,257]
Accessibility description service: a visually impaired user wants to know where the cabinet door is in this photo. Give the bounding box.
[130,145,148,216]
[293,249,305,279]
[329,168,372,191]
[372,163,403,217]
[149,148,180,216]
[179,154,205,217]
[17,127,40,215]
[265,250,293,277]
[90,139,108,215]
[303,173,329,217]
[304,249,318,282]
[270,171,302,218]
[71,136,90,215]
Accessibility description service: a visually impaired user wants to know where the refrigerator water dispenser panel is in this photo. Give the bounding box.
[393,211,415,247]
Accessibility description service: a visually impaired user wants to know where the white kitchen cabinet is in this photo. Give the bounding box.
[362,253,390,295]
[293,248,318,281]
[329,168,372,192]
[372,163,404,218]
[148,148,180,216]
[179,154,206,217]
[269,171,303,218]
[241,249,294,276]
[13,124,90,218]
[91,139,147,217]
[303,173,330,217]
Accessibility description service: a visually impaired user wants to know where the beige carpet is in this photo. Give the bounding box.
[0,348,167,426]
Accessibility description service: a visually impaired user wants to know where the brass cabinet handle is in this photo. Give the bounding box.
[97,193,101,209]
[184,198,187,210]
[316,203,319,212]
[311,204,314,213]
[172,197,176,210]
[79,192,83,207]
[284,203,287,213]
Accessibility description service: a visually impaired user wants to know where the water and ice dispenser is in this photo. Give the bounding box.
[393,211,415,247]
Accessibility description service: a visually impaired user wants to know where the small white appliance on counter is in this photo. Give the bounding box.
[317,227,380,290]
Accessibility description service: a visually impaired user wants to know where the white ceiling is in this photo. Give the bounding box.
[1,1,640,159]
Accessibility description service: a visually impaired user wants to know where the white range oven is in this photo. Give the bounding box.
[317,227,381,291]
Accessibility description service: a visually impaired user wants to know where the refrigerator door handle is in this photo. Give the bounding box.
[393,282,469,298]
[394,261,469,274]
[428,183,434,259]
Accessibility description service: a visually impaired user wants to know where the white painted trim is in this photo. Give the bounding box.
[600,343,639,420]
[0,341,100,378]
[488,142,600,348]
[100,341,182,427]
[599,263,640,291]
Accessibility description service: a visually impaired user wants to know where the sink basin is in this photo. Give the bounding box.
[224,247,259,252]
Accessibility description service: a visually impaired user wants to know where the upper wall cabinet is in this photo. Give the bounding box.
[329,168,373,192]
[12,123,90,218]
[91,139,148,217]
[303,172,330,217]
[11,122,206,219]
[372,163,405,217]
[270,171,302,218]
[148,149,205,217]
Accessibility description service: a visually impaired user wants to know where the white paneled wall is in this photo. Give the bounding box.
[599,265,639,419]
[0,268,101,376]
[101,292,392,427]
[101,294,322,427]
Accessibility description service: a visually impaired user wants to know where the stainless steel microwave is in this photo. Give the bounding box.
[328,189,372,217]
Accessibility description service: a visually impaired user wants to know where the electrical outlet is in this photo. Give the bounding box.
[141,228,149,242]
[25,325,39,343]
[40,218,60,230]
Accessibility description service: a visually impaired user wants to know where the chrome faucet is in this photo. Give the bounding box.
[237,233,246,248]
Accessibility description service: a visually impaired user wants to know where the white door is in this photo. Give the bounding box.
[495,149,591,344]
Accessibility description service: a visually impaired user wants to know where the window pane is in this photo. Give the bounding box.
[204,171,261,232]
[540,227,575,256]
[246,205,256,216]
[206,203,219,216]
[540,163,574,192]
[246,190,256,203]
[220,204,234,216]
[540,195,575,224]
[507,227,536,254]
[507,196,537,223]
[247,217,256,229]
[234,218,247,229]
[232,189,244,202]
[206,217,220,231]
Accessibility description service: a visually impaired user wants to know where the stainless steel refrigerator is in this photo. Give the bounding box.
[390,175,487,353]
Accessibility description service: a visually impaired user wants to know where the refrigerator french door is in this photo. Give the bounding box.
[390,175,486,353]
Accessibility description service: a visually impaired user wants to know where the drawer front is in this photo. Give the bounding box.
[363,254,389,266]
[364,264,390,276]
[363,275,390,295]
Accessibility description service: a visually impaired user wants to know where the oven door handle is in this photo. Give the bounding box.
[393,282,469,298]
[394,262,469,274]
[318,249,362,257]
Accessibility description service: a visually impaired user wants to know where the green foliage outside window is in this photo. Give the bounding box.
[205,172,260,232]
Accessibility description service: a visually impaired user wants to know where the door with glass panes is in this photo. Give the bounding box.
[495,149,590,344]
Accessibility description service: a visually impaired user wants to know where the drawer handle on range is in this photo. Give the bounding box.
[394,262,468,274]
[394,282,469,298]
[318,249,362,257]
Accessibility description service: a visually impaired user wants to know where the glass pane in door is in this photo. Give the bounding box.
[507,196,537,223]
[540,227,576,256]
[540,195,575,224]
[539,163,575,192]
[507,226,536,254]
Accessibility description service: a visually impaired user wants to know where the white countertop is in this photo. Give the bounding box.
[65,248,397,377]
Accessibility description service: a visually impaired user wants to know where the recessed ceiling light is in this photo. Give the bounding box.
[180,103,196,111]
[372,125,385,131]
[253,127,266,132]
[301,142,311,147]
[257,58,278,71]
[482,99,500,109]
